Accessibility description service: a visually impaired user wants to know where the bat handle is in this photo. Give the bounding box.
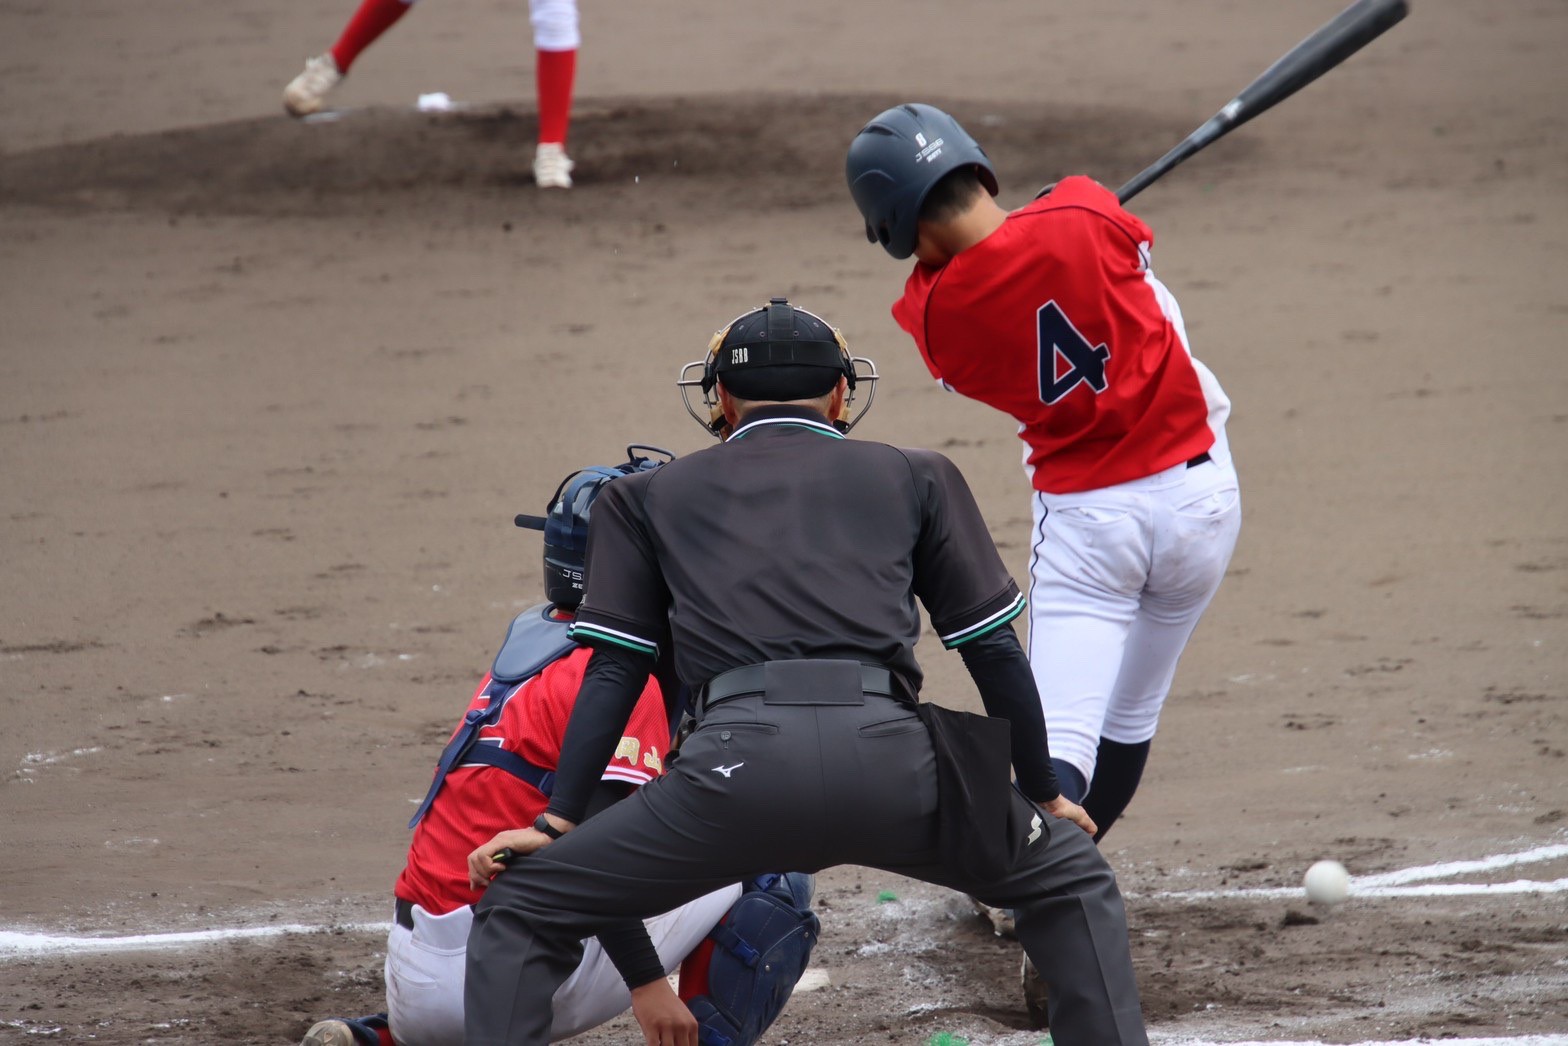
[1116,108,1236,206]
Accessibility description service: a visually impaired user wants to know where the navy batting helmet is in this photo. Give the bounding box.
[845,103,998,260]
[515,446,674,608]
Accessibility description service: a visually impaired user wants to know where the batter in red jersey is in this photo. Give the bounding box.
[848,104,1242,851]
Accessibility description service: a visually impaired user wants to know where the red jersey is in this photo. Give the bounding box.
[393,646,669,915]
[892,175,1229,494]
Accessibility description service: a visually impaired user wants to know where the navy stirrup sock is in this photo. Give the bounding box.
[1050,757,1087,804]
[1082,738,1151,843]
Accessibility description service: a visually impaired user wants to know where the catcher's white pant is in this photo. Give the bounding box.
[1026,428,1241,784]
[384,884,741,1045]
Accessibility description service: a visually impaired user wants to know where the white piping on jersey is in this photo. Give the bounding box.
[568,621,659,655]
[602,766,656,787]
[1141,241,1232,436]
[940,593,1027,647]
[728,416,844,440]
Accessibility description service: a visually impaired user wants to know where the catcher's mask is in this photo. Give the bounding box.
[845,103,999,261]
[514,445,675,608]
[677,297,879,439]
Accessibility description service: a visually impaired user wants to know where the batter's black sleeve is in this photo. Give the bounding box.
[546,644,656,825]
[568,477,672,659]
[957,624,1060,802]
[904,449,1027,647]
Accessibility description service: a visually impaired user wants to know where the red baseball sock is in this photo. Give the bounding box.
[329,0,413,74]
[535,47,577,146]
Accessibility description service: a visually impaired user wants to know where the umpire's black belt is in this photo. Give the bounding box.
[700,660,902,712]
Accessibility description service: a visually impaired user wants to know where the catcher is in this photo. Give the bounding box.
[301,447,818,1046]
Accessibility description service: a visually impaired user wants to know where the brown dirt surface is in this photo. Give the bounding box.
[2,0,1565,1043]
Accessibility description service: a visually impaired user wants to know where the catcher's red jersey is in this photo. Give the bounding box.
[892,175,1227,494]
[394,646,669,915]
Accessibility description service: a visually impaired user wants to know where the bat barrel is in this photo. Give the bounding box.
[1112,0,1408,206]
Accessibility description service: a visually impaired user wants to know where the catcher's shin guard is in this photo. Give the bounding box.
[678,873,819,1046]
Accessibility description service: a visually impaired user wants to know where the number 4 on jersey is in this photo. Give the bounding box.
[1036,300,1110,405]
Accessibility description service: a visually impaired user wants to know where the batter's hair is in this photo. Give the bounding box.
[919,166,989,225]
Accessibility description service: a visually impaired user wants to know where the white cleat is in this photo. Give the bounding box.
[283,54,343,117]
[532,142,575,189]
[299,1019,357,1046]
[969,894,1016,938]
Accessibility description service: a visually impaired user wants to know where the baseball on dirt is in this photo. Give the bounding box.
[1303,859,1351,905]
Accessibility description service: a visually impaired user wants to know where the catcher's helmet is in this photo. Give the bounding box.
[677,297,879,438]
[515,445,674,608]
[845,103,998,260]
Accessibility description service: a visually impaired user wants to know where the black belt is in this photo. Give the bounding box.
[701,662,899,711]
[395,897,473,930]
[1186,451,1212,468]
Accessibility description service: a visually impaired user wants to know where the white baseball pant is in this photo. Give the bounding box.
[384,883,742,1045]
[1025,429,1241,784]
[397,0,579,51]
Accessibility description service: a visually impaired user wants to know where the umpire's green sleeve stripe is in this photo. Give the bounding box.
[940,595,1026,649]
[568,622,659,656]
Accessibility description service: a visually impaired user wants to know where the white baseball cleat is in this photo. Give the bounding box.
[969,894,1016,938]
[283,54,343,117]
[299,1019,358,1046]
[533,142,575,189]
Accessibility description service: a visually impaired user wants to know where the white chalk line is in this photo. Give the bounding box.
[1354,842,1568,887]
[0,921,390,959]
[5,843,1564,959]
[1149,841,1568,903]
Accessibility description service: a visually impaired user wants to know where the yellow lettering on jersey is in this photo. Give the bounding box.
[642,746,663,773]
[615,737,640,764]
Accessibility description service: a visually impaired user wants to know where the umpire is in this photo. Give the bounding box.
[464,298,1149,1045]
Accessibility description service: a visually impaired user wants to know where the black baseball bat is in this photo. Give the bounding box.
[1115,0,1409,204]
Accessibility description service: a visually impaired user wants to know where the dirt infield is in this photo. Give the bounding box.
[2,0,1565,1042]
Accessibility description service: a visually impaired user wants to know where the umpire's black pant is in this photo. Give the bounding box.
[465,689,1149,1045]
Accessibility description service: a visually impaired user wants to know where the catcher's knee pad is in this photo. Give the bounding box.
[680,873,819,1046]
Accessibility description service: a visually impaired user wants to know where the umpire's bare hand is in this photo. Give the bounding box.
[1041,795,1097,836]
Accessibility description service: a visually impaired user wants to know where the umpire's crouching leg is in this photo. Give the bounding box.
[995,812,1147,1044]
[464,873,585,1046]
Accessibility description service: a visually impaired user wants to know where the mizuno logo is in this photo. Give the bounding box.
[1027,813,1043,845]
[711,763,744,778]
